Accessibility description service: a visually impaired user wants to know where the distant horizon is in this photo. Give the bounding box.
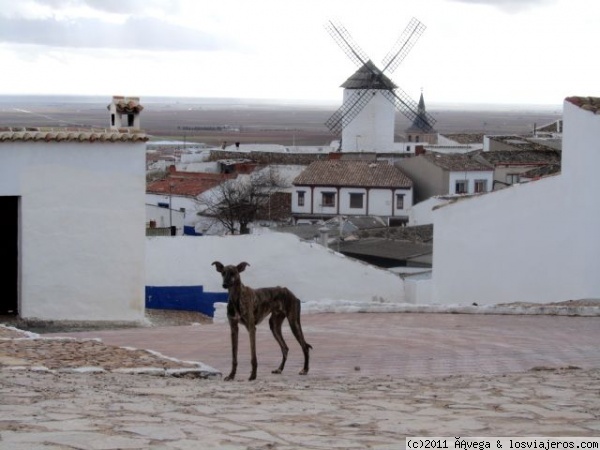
[0,93,563,113]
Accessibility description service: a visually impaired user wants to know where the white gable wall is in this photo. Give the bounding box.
[431,100,600,305]
[1,141,147,321]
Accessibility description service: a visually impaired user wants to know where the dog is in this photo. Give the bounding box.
[212,261,312,381]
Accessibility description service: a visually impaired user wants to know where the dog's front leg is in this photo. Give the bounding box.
[248,323,258,381]
[225,317,239,381]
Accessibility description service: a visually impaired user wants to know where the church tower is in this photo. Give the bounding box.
[405,91,437,144]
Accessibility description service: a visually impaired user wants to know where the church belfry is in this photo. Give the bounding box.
[405,91,437,144]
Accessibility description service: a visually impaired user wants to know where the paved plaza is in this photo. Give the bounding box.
[1,312,599,449]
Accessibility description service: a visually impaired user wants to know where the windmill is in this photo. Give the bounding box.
[325,17,436,152]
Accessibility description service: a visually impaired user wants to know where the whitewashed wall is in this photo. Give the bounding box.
[145,204,185,232]
[292,186,412,217]
[448,170,494,194]
[146,193,198,227]
[341,90,395,152]
[145,232,406,304]
[409,196,452,226]
[367,188,413,216]
[1,141,147,321]
[431,100,600,305]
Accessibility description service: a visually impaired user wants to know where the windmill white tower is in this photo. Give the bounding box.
[325,18,436,152]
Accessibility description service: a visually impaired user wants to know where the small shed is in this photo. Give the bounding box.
[0,96,148,322]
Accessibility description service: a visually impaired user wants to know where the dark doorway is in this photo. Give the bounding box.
[0,196,19,315]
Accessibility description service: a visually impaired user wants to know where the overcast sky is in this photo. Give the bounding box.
[0,0,597,105]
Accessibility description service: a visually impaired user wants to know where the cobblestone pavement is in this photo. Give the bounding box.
[2,311,600,449]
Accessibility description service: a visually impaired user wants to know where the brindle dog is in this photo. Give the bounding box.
[212,261,312,381]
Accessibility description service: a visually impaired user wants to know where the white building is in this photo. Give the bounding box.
[396,152,494,203]
[0,96,148,320]
[431,96,600,305]
[292,160,413,225]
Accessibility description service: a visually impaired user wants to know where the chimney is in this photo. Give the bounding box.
[107,95,143,131]
[319,227,330,248]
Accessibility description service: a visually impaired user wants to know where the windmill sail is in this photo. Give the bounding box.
[324,20,370,68]
[325,89,375,135]
[381,17,426,74]
[325,17,435,136]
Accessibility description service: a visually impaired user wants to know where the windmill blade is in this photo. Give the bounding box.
[325,89,376,134]
[381,17,426,74]
[324,20,370,68]
[381,88,436,132]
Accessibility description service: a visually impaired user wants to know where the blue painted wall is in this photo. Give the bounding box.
[145,285,228,317]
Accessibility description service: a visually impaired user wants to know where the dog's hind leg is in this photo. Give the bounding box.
[269,313,289,374]
[289,319,312,375]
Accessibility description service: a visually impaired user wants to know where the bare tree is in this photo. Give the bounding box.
[197,169,289,235]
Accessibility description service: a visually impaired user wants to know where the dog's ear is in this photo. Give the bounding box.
[212,261,224,273]
[237,262,250,272]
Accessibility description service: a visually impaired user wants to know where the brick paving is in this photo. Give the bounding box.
[2,312,600,448]
[45,312,600,380]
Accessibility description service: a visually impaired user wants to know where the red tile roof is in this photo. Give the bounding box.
[147,171,236,197]
[293,160,412,188]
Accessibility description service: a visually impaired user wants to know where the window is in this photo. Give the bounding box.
[474,179,487,193]
[349,193,364,209]
[297,191,305,207]
[127,114,135,127]
[455,180,468,194]
[506,173,520,185]
[322,192,336,207]
[111,114,115,126]
[396,194,405,210]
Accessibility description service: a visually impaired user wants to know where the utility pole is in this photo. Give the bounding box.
[169,182,175,236]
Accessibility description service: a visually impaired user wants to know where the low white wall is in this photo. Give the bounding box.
[146,232,405,305]
[409,197,452,226]
[404,277,432,304]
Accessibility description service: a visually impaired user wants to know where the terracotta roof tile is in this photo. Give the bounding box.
[422,152,492,171]
[473,149,560,166]
[520,163,561,179]
[147,171,235,197]
[566,96,600,114]
[487,135,561,152]
[0,127,149,143]
[109,96,144,114]
[293,160,412,188]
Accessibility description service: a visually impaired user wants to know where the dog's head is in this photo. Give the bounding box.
[212,261,250,289]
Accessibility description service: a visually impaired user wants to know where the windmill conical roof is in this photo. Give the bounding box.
[341,60,397,90]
